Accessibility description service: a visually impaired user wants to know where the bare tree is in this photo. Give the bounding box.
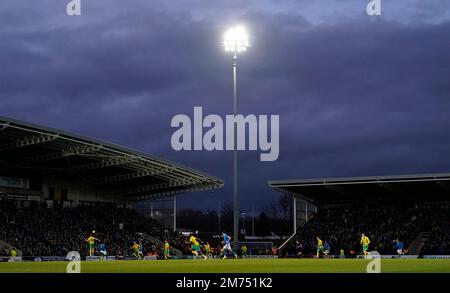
[278,194,293,220]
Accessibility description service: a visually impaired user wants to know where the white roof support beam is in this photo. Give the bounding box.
[85,167,174,185]
[114,179,202,196]
[60,156,140,174]
[0,133,59,152]
[13,145,101,164]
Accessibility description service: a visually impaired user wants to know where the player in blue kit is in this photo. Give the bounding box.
[323,241,330,256]
[221,232,237,259]
[99,242,107,260]
[395,239,404,256]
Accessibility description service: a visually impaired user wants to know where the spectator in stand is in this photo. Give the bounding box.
[0,200,186,257]
[281,202,450,257]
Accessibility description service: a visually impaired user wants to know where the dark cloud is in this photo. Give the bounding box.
[0,1,449,212]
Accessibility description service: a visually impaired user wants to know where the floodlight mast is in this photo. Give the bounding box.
[223,26,249,251]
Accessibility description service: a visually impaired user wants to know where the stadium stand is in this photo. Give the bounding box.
[0,116,223,258]
[270,174,450,257]
[0,199,186,257]
[286,202,450,256]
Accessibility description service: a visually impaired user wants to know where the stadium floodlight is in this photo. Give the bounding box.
[223,25,250,250]
[223,26,250,53]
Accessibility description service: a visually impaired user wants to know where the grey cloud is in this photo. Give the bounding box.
[0,1,449,211]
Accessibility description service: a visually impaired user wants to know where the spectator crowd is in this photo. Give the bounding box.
[283,202,450,256]
[2,199,449,258]
[0,199,183,257]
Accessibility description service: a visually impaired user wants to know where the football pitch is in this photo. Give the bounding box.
[0,259,449,273]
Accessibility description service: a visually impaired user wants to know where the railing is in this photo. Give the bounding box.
[408,232,430,255]
[278,214,314,252]
[278,233,296,252]
[0,239,22,256]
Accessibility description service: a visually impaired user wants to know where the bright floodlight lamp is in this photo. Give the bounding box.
[223,26,249,53]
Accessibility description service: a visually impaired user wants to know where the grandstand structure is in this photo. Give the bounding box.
[270,174,450,255]
[0,116,223,229]
[270,173,450,229]
[270,173,450,205]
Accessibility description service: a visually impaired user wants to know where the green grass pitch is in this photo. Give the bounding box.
[0,259,449,273]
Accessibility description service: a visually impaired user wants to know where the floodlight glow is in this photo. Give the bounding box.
[223,26,249,53]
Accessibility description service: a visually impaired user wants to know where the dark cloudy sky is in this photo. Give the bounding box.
[1,0,450,213]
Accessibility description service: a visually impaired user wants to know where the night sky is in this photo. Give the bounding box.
[1,1,450,213]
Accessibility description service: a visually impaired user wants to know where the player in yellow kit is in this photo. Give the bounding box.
[204,242,212,258]
[86,231,99,256]
[360,233,371,256]
[164,240,171,260]
[189,234,207,260]
[132,241,143,260]
[316,236,324,258]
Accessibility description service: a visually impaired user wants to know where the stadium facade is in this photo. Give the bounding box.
[0,116,223,229]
